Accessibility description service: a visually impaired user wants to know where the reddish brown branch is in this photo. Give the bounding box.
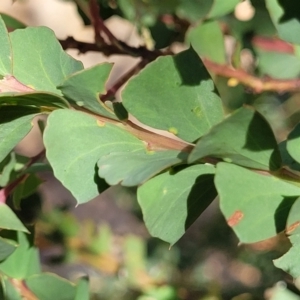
[252,36,294,54]
[59,36,125,56]
[59,34,300,94]
[89,0,106,46]
[89,0,118,46]
[203,58,300,93]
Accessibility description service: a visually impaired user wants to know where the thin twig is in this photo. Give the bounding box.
[89,0,105,46]
[203,59,300,93]
[89,0,118,45]
[10,279,38,300]
[59,35,300,94]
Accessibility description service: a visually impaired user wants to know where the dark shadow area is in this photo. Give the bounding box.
[278,0,300,23]
[278,140,300,171]
[286,111,300,130]
[7,192,42,225]
[94,164,109,194]
[172,48,215,87]
[243,111,282,170]
[244,112,276,151]
[0,105,40,123]
[275,196,298,233]
[184,173,217,230]
[287,122,300,141]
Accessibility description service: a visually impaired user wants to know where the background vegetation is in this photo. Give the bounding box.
[1,0,300,299]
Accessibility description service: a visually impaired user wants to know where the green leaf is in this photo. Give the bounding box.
[0,204,28,233]
[256,51,300,79]
[98,149,187,186]
[274,234,300,278]
[215,163,300,243]
[122,48,224,143]
[287,123,300,164]
[26,273,75,300]
[44,109,144,203]
[138,164,216,245]
[207,0,241,19]
[0,16,12,76]
[58,63,116,118]
[189,107,281,170]
[0,13,26,31]
[0,237,17,261]
[177,0,240,22]
[266,0,300,44]
[1,277,22,300]
[74,277,89,300]
[9,26,83,94]
[0,153,30,187]
[0,153,17,187]
[0,231,40,278]
[13,174,43,210]
[186,20,226,64]
[279,141,300,171]
[0,114,37,163]
[270,285,300,300]
[177,0,213,22]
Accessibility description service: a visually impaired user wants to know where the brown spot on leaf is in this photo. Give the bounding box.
[286,221,300,235]
[227,210,244,227]
[97,119,105,127]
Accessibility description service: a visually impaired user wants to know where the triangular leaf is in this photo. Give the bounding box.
[0,231,40,278]
[44,110,145,203]
[122,48,224,143]
[138,164,216,245]
[189,107,281,171]
[9,26,83,94]
[0,13,26,31]
[0,204,28,233]
[187,20,226,64]
[215,163,300,243]
[0,113,37,163]
[0,236,17,261]
[26,273,75,300]
[176,0,240,22]
[207,0,241,19]
[58,63,116,118]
